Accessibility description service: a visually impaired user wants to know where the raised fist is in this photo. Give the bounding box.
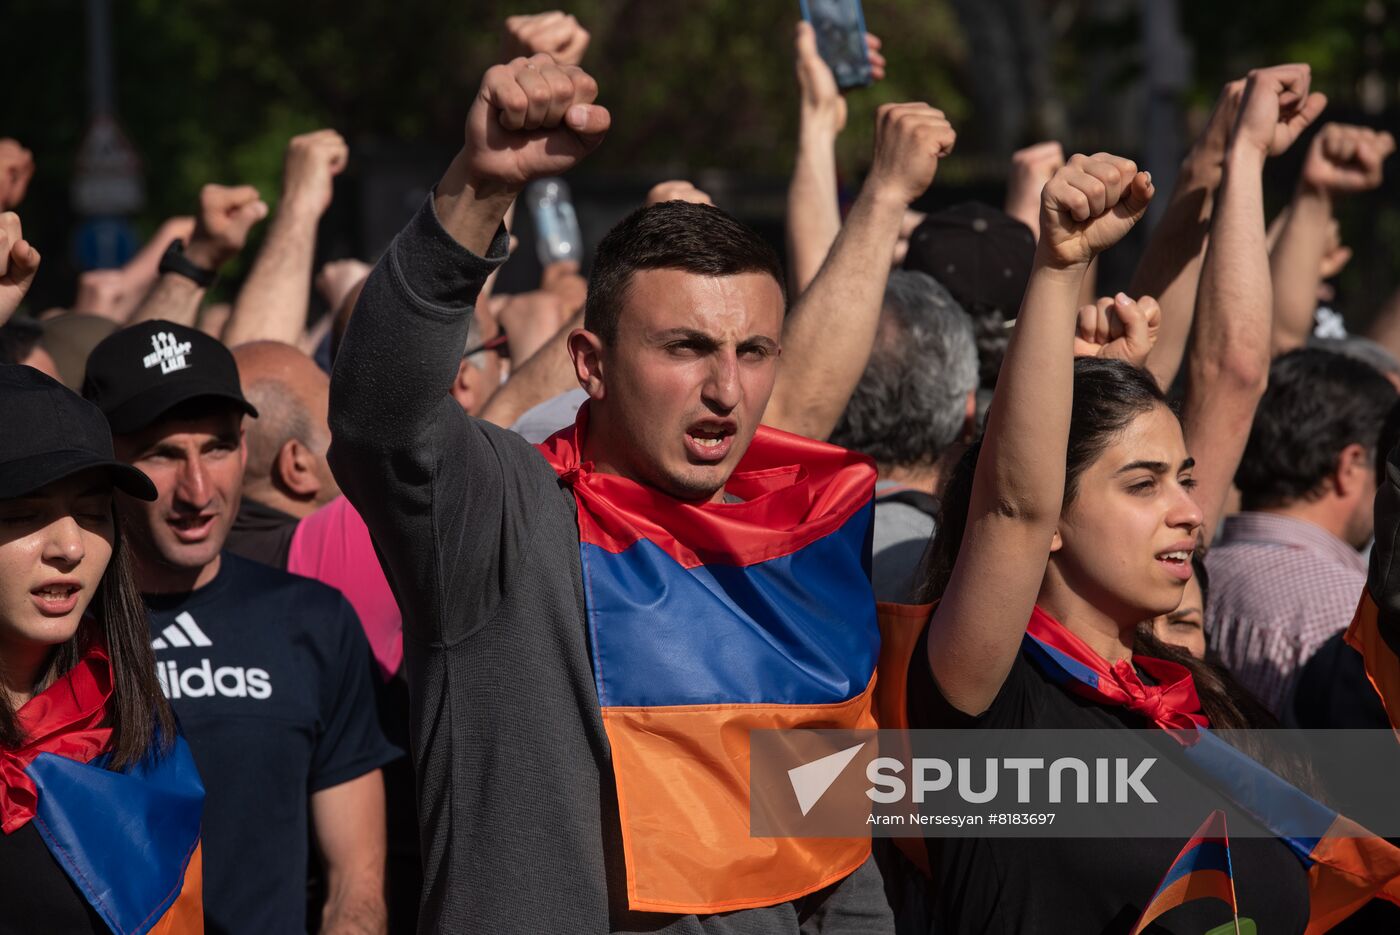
[1005,141,1065,240]
[0,211,40,325]
[0,139,35,210]
[282,129,349,218]
[504,11,591,66]
[464,55,610,192]
[186,184,269,270]
[1072,293,1161,369]
[1231,64,1328,158]
[865,103,956,207]
[645,180,713,207]
[1301,123,1396,194]
[794,21,885,136]
[1038,153,1154,269]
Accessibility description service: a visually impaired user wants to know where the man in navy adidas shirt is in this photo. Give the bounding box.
[83,320,399,935]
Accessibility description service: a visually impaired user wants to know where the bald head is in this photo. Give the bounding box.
[232,341,339,515]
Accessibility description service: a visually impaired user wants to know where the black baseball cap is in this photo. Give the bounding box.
[0,365,157,501]
[81,320,258,434]
[903,202,1036,320]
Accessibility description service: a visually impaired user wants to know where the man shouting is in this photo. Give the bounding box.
[330,53,950,933]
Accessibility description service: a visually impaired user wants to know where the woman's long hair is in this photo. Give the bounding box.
[0,511,174,768]
[918,357,1265,731]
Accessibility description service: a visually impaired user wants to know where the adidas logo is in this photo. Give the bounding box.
[152,612,212,650]
[151,612,272,700]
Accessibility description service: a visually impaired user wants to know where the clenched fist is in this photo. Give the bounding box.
[865,103,956,207]
[1301,123,1396,194]
[1230,64,1327,158]
[282,129,349,218]
[186,184,269,270]
[0,211,40,325]
[1038,153,1154,269]
[464,55,610,192]
[504,11,591,66]
[1072,293,1161,369]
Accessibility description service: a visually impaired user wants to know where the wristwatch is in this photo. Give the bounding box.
[158,239,218,289]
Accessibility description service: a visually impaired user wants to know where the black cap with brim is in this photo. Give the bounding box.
[102,382,259,435]
[0,448,157,501]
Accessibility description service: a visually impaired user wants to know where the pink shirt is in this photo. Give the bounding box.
[288,496,402,680]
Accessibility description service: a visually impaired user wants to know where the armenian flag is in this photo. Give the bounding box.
[1,643,204,934]
[1129,810,1238,935]
[538,407,880,914]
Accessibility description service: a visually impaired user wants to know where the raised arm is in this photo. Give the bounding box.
[1134,79,1246,389]
[0,211,40,326]
[1185,65,1327,541]
[223,130,348,347]
[128,184,267,326]
[929,154,1155,716]
[327,56,608,641]
[784,22,884,296]
[764,101,954,441]
[1270,123,1393,355]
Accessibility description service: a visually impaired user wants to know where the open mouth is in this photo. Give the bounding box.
[684,422,736,463]
[31,583,80,615]
[1154,549,1194,581]
[167,514,217,542]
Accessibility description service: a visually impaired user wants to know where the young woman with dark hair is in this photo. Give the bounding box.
[901,120,1330,927]
[0,365,203,934]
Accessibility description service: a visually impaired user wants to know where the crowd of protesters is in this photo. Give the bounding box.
[3,8,1400,935]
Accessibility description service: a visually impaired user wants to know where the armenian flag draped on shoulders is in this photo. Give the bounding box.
[536,405,880,913]
[0,639,204,935]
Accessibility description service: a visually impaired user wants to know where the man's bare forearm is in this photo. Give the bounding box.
[224,208,319,346]
[127,273,206,326]
[1268,183,1332,355]
[765,185,905,440]
[1134,157,1219,388]
[1183,145,1272,542]
[785,127,842,296]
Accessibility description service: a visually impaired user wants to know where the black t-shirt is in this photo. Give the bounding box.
[0,822,106,934]
[145,552,400,935]
[906,625,1311,935]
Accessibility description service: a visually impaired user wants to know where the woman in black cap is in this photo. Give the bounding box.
[0,365,204,934]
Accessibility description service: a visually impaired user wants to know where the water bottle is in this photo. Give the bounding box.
[526,178,582,266]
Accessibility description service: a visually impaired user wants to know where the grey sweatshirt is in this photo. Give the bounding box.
[328,196,893,934]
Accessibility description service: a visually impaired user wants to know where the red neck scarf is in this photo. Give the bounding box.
[0,641,114,833]
[1024,606,1209,731]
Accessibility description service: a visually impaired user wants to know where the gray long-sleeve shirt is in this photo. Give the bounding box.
[327,196,892,934]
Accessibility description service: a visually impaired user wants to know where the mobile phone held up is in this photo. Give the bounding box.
[799,0,873,90]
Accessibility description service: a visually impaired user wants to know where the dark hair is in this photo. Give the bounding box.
[583,201,785,344]
[0,510,175,768]
[830,271,978,467]
[1236,348,1397,510]
[920,357,1279,732]
[0,317,44,366]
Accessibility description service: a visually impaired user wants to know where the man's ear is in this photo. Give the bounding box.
[568,328,606,401]
[1049,529,1064,553]
[962,391,977,442]
[274,438,321,499]
[1334,442,1372,499]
